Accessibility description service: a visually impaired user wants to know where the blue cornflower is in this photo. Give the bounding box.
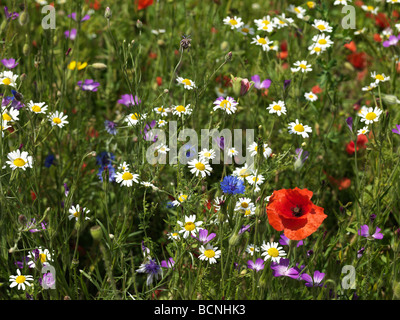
[220,175,245,195]
[136,258,162,286]
[96,152,116,182]
[166,201,174,209]
[98,164,116,182]
[104,120,117,135]
[44,154,55,168]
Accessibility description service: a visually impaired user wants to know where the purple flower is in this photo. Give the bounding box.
[143,120,157,142]
[239,224,251,235]
[77,79,100,92]
[1,58,19,69]
[358,225,384,240]
[270,258,300,279]
[240,78,251,96]
[346,117,353,132]
[247,258,265,272]
[68,12,91,22]
[283,79,291,90]
[141,241,150,256]
[64,183,70,197]
[117,94,141,107]
[41,272,56,289]
[357,247,365,258]
[392,124,400,135]
[301,270,325,287]
[251,75,271,90]
[4,7,19,20]
[26,219,47,233]
[136,259,162,286]
[64,29,77,40]
[191,229,216,244]
[294,148,309,170]
[279,234,303,247]
[383,35,399,48]
[160,258,175,269]
[214,136,225,150]
[104,120,117,135]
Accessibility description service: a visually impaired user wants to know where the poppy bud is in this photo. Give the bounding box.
[19,11,29,26]
[228,232,240,247]
[381,94,400,105]
[23,43,29,56]
[90,225,103,241]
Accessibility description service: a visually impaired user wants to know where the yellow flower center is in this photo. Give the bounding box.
[239,168,250,177]
[241,202,249,208]
[182,79,192,86]
[229,19,238,25]
[184,221,195,231]
[172,232,178,237]
[176,105,186,113]
[73,211,79,218]
[13,158,26,167]
[294,124,305,132]
[267,247,279,257]
[220,99,231,109]
[294,7,301,13]
[39,253,47,263]
[157,107,165,112]
[252,177,259,182]
[273,105,281,111]
[2,78,11,85]
[262,20,270,25]
[203,152,211,158]
[375,74,384,81]
[244,209,251,216]
[178,195,187,202]
[299,64,307,69]
[258,37,267,45]
[367,6,374,11]
[195,162,205,171]
[307,1,315,8]
[32,105,42,113]
[15,275,26,284]
[250,247,254,251]
[317,24,326,30]
[241,27,249,33]
[2,113,11,121]
[309,95,314,99]
[122,172,133,180]
[131,113,140,120]
[318,39,327,45]
[314,47,321,52]
[204,249,215,258]
[365,112,377,121]
[53,117,62,124]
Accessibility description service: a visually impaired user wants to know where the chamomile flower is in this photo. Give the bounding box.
[48,111,69,128]
[233,163,253,180]
[357,106,368,117]
[227,147,239,157]
[246,173,265,191]
[311,34,334,49]
[354,27,367,35]
[115,170,139,187]
[0,71,18,87]
[125,112,147,126]
[308,44,325,55]
[305,92,318,102]
[267,100,287,116]
[172,104,192,117]
[334,0,351,5]
[176,76,196,90]
[0,120,10,137]
[172,194,189,207]
[27,247,53,268]
[188,158,213,177]
[6,150,33,170]
[243,204,256,217]
[371,71,390,84]
[273,14,294,29]
[306,1,316,8]
[118,161,129,171]
[361,5,378,15]
[288,119,313,138]
[177,215,203,239]
[287,5,307,19]
[362,82,378,92]
[1,106,19,122]
[237,24,255,35]
[168,232,181,241]
[215,86,227,97]
[387,0,400,3]
[213,96,238,114]
[254,16,275,33]
[199,244,221,264]
[247,142,272,158]
[223,16,244,29]
[246,244,260,256]
[357,126,369,135]
[261,241,287,263]
[154,106,169,117]
[68,204,90,221]
[360,107,382,125]
[156,144,170,154]
[199,148,216,161]
[312,19,333,33]
[9,270,33,290]
[27,101,48,114]
[141,181,157,190]
[235,197,253,211]
[291,60,312,73]
[251,35,273,51]
[158,119,167,127]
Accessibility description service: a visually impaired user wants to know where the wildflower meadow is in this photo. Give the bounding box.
[2,0,400,306]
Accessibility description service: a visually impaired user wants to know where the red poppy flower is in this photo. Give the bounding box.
[346,134,368,155]
[138,0,154,10]
[312,85,322,94]
[346,52,369,70]
[344,41,357,52]
[375,13,390,29]
[156,76,162,86]
[266,188,327,240]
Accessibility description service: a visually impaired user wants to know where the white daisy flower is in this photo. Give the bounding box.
[213,96,238,114]
[158,119,167,127]
[354,27,366,35]
[188,158,212,177]
[308,44,325,55]
[154,106,170,117]
[172,104,192,117]
[27,101,48,114]
[291,60,312,73]
[246,244,260,256]
[213,195,226,212]
[288,119,312,138]
[233,163,253,181]
[6,149,33,171]
[360,106,382,125]
[115,170,140,187]
[176,76,196,90]
[172,194,189,207]
[357,106,369,117]
[334,0,351,5]
[167,232,181,241]
[251,35,273,51]
[361,5,378,15]
[312,19,333,33]
[357,126,369,135]
[254,16,275,33]
[261,241,287,263]
[199,244,221,264]
[312,34,334,49]
[304,92,318,102]
[68,204,90,221]
[237,24,255,35]
[9,270,34,290]
[243,204,256,216]
[27,247,53,268]
[273,14,294,29]
[267,100,287,116]
[371,71,390,84]
[246,173,265,192]
[0,71,18,87]
[141,181,156,189]
[0,120,10,137]
[215,86,227,97]
[223,16,244,29]
[48,111,69,128]
[125,112,147,126]
[1,106,19,122]
[118,161,129,171]
[362,82,378,92]
[387,0,400,4]
[177,214,203,239]
[287,5,307,19]
[198,148,216,161]
[235,197,253,212]
[156,144,170,154]
[247,142,272,158]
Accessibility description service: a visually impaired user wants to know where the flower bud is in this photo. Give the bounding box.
[228,232,240,247]
[19,11,29,26]
[18,214,27,226]
[225,51,232,62]
[91,63,107,70]
[23,43,29,56]
[382,94,400,105]
[104,7,112,19]
[220,41,229,51]
[90,225,103,241]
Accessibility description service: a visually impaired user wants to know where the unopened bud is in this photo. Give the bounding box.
[91,63,107,70]
[220,41,229,51]
[90,225,103,241]
[19,11,29,26]
[225,51,232,62]
[136,20,143,29]
[104,7,112,19]
[228,232,240,247]
[18,214,27,226]
[382,94,400,105]
[23,43,29,56]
